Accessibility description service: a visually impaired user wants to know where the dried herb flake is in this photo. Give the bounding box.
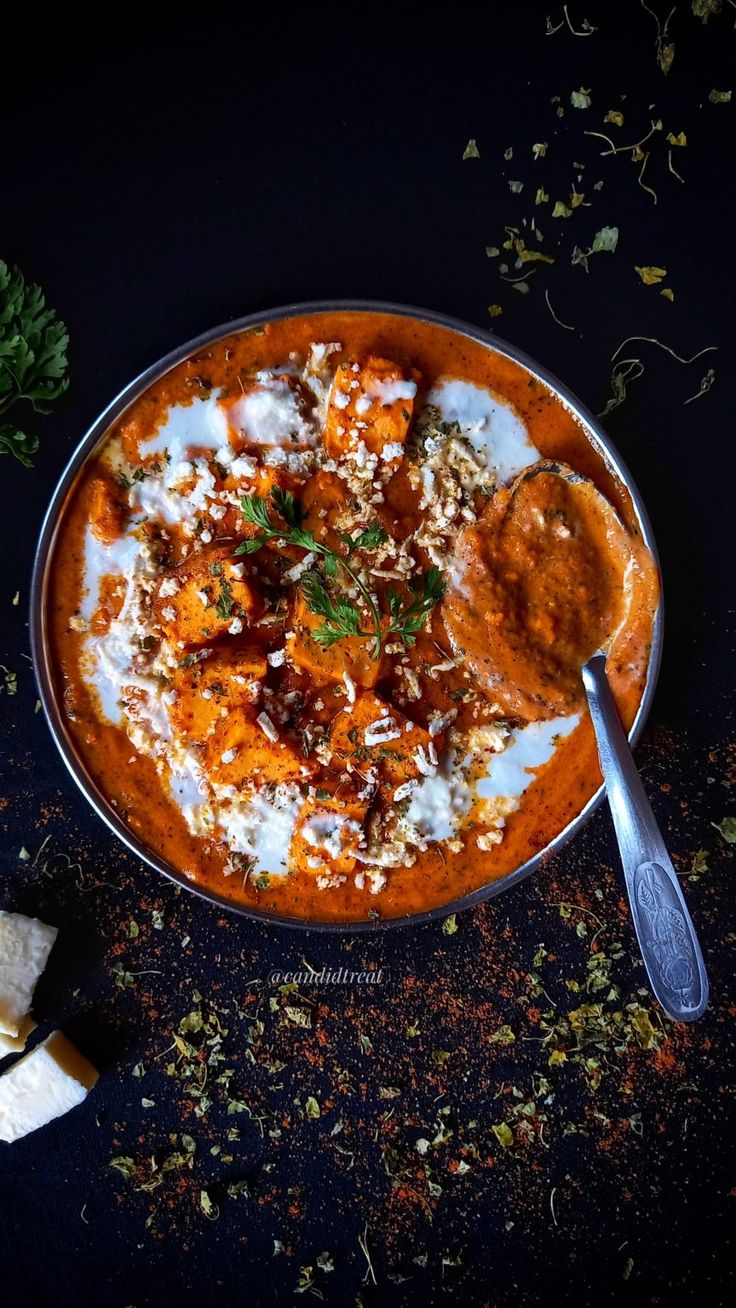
[635,265,667,285]
[712,816,736,844]
[571,88,592,109]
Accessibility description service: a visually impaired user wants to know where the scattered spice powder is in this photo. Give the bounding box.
[1,7,734,1297]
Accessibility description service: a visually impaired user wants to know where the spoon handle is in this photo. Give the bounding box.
[582,654,708,1022]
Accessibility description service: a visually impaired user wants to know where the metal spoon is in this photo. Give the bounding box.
[448,461,709,1021]
[536,465,709,1020]
[528,464,708,1020]
[582,652,708,1021]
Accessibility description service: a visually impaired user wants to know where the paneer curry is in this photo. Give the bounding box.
[47,311,659,923]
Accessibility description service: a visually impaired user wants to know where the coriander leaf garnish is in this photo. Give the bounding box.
[239,492,383,655]
[0,260,70,467]
[299,569,343,622]
[300,570,368,647]
[238,493,316,552]
[386,567,446,646]
[339,522,389,556]
[287,526,319,552]
[234,536,266,555]
[271,486,304,528]
[241,493,274,534]
[237,491,443,659]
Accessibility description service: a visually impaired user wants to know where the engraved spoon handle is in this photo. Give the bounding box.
[581,653,708,1022]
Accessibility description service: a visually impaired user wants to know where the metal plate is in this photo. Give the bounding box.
[30,301,664,931]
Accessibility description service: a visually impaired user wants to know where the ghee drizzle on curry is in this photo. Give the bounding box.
[49,312,658,923]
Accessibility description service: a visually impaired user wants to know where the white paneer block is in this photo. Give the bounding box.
[0,1015,37,1060]
[0,1031,99,1144]
[0,911,58,1037]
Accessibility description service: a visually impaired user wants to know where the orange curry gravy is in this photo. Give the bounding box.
[48,311,659,923]
[443,465,658,722]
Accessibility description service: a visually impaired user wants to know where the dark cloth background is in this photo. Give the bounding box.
[0,6,734,1306]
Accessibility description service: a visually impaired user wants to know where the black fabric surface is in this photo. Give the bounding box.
[0,7,734,1306]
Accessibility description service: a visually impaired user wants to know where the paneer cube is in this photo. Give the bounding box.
[290,785,370,877]
[328,692,441,786]
[206,707,312,786]
[324,356,420,461]
[90,574,126,637]
[299,470,350,552]
[300,470,399,555]
[155,545,260,647]
[89,475,126,544]
[0,1031,98,1144]
[287,594,382,689]
[0,912,58,1039]
[169,646,268,742]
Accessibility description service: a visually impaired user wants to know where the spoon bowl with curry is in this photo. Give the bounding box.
[443,460,708,1022]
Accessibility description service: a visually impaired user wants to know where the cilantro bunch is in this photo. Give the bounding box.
[0,260,69,466]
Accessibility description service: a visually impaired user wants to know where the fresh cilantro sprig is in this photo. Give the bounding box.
[339,522,388,556]
[300,569,371,647]
[270,486,304,528]
[236,491,445,658]
[0,260,70,466]
[237,493,384,652]
[386,566,446,647]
